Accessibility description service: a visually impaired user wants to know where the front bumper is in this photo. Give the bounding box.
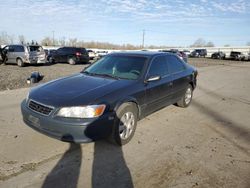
[21,100,115,143]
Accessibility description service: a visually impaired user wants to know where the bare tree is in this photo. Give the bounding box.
[8,35,15,44]
[224,44,230,47]
[206,41,214,47]
[68,38,77,47]
[18,35,26,44]
[190,38,206,47]
[41,37,53,46]
[247,42,250,46]
[58,37,66,46]
[0,31,13,45]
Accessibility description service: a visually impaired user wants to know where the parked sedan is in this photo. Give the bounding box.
[211,52,226,59]
[21,51,198,145]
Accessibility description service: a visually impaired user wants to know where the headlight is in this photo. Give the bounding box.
[56,105,106,118]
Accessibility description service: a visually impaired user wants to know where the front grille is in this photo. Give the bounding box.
[28,100,54,116]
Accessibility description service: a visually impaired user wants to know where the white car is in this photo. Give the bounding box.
[96,51,108,58]
[87,50,96,60]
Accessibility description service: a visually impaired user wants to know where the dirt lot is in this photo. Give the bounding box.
[0,59,249,188]
[0,58,247,91]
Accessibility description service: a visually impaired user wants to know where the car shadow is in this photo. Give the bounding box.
[92,140,134,188]
[42,143,82,188]
[42,140,133,188]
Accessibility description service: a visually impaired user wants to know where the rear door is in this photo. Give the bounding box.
[144,55,173,115]
[166,55,189,103]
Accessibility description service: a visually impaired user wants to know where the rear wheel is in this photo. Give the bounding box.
[111,103,138,146]
[68,57,76,65]
[177,84,193,108]
[17,58,24,67]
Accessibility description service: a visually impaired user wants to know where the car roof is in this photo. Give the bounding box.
[109,51,169,57]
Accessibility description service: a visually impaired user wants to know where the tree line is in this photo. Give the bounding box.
[1,31,250,49]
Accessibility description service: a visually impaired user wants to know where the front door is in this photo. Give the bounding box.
[144,55,173,116]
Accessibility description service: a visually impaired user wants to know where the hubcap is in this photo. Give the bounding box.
[119,112,135,140]
[185,88,192,104]
[69,59,74,64]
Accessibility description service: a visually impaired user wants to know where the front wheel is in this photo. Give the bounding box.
[177,84,193,108]
[49,57,55,64]
[17,58,24,67]
[111,103,138,146]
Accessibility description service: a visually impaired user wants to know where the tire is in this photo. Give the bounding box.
[68,57,76,65]
[177,84,193,108]
[17,58,24,67]
[111,103,138,146]
[49,57,55,64]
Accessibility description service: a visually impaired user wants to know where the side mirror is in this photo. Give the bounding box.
[145,75,161,83]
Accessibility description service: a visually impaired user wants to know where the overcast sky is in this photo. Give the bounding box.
[0,0,250,47]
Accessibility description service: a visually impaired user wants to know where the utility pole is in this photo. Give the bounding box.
[142,29,145,49]
[52,30,55,46]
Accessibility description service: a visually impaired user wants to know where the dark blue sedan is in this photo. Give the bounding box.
[21,51,198,145]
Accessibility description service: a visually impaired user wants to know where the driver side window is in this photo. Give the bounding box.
[148,56,168,77]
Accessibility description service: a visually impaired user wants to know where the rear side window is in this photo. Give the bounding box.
[166,55,186,74]
[13,45,24,52]
[80,48,87,54]
[57,48,65,53]
[148,56,168,77]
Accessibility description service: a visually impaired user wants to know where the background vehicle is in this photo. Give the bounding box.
[87,49,96,60]
[0,45,46,67]
[190,49,207,58]
[96,50,108,59]
[21,51,197,145]
[244,53,250,61]
[44,49,57,62]
[182,50,191,57]
[211,52,226,59]
[230,51,245,61]
[0,47,2,62]
[49,47,89,65]
[159,49,188,63]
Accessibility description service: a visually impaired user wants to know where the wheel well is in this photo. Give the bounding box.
[16,57,23,62]
[116,101,140,120]
[189,82,195,90]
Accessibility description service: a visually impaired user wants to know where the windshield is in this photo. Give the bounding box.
[84,55,147,80]
[29,46,43,52]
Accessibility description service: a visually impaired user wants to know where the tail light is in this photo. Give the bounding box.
[25,52,29,60]
[76,52,81,56]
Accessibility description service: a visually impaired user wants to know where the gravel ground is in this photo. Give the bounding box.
[0,58,248,91]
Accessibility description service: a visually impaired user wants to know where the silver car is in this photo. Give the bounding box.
[1,45,46,67]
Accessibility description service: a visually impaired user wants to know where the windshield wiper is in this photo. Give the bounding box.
[95,73,120,80]
[81,71,120,80]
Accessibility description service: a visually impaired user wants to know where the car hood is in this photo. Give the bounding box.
[29,73,134,107]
